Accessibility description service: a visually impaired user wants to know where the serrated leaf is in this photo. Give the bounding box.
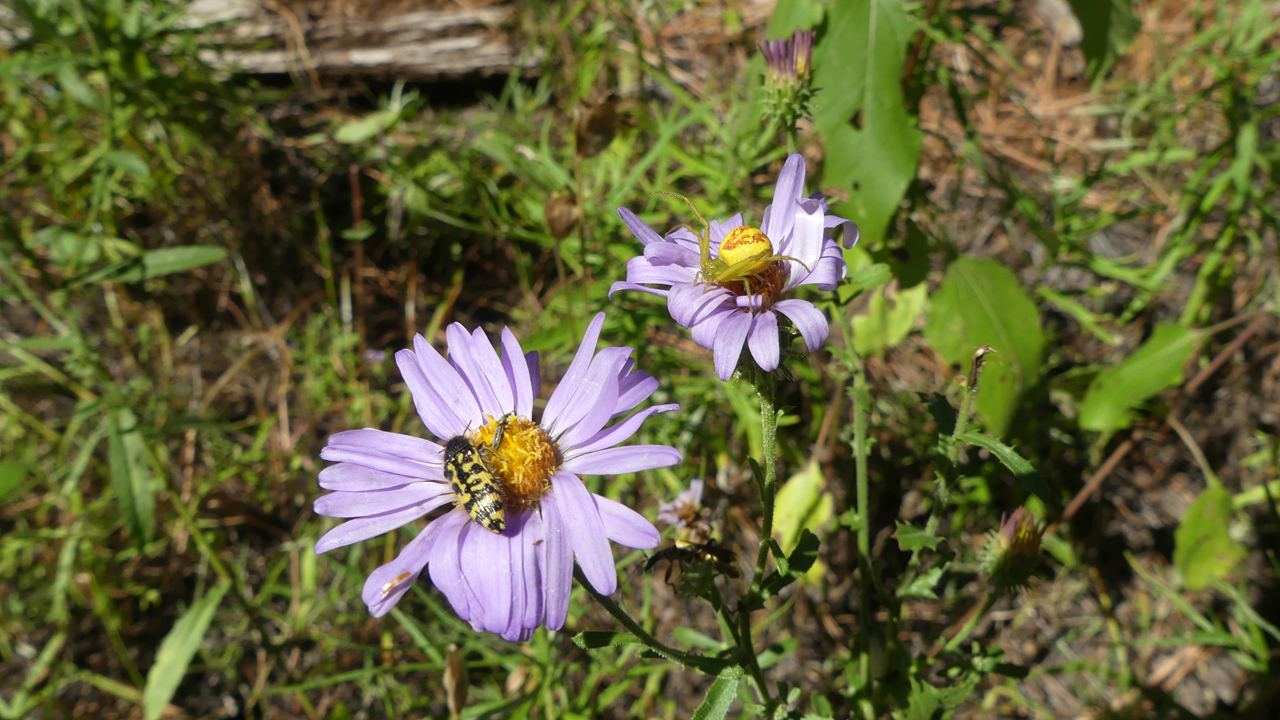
[761,529,821,598]
[70,246,228,286]
[852,282,927,356]
[812,0,921,242]
[573,631,644,650]
[923,257,1044,436]
[898,566,944,599]
[773,461,834,584]
[1067,0,1140,81]
[958,432,1050,503]
[1077,324,1203,432]
[842,262,893,302]
[143,584,228,720]
[894,521,940,553]
[1174,484,1247,591]
[108,409,155,548]
[691,665,743,720]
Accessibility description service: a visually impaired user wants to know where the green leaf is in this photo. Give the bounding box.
[334,109,402,144]
[1066,0,1141,81]
[1173,484,1247,591]
[70,246,228,286]
[1077,324,1203,432]
[765,0,824,38]
[773,461,834,584]
[761,529,820,598]
[894,521,941,553]
[142,584,228,720]
[812,0,921,242]
[840,262,893,302]
[0,461,31,504]
[958,432,1051,503]
[572,631,644,650]
[898,566,943,599]
[923,258,1045,436]
[56,63,102,109]
[108,150,151,180]
[690,665,743,720]
[108,409,155,547]
[852,282,927,356]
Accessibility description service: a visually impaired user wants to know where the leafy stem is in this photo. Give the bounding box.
[942,589,1002,655]
[738,371,779,709]
[573,566,707,669]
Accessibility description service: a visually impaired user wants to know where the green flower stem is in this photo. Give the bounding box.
[738,372,779,709]
[851,364,873,690]
[573,567,706,669]
[942,589,1001,655]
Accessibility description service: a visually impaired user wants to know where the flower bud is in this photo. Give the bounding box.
[981,508,1043,591]
[761,30,816,130]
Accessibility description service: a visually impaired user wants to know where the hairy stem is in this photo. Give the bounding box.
[739,372,779,708]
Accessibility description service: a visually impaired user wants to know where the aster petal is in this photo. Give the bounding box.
[471,327,515,414]
[712,310,754,381]
[319,463,420,492]
[446,324,503,419]
[494,329,533,419]
[762,153,804,243]
[542,313,605,434]
[540,493,574,630]
[594,495,661,549]
[550,471,616,596]
[783,204,826,289]
[617,207,664,246]
[460,520,513,635]
[554,347,630,449]
[562,403,680,459]
[709,213,744,246]
[667,281,735,328]
[319,447,442,482]
[503,516,527,640]
[747,310,781,372]
[427,510,474,620]
[666,227,703,253]
[774,299,831,352]
[516,509,545,630]
[314,483,451,518]
[628,258,699,286]
[396,347,469,439]
[526,351,540,400]
[315,501,443,554]
[615,365,659,416]
[560,445,683,475]
[361,516,451,617]
[799,240,847,290]
[412,334,484,430]
[644,242,700,267]
[689,305,738,349]
[610,280,670,299]
[826,213,860,249]
[326,429,442,468]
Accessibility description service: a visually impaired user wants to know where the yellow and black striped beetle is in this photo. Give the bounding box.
[443,414,511,534]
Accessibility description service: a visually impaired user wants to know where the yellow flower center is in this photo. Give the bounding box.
[471,414,559,511]
[718,226,772,264]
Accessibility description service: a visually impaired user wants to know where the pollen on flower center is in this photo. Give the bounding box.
[471,415,559,511]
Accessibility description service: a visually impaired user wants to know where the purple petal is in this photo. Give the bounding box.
[665,227,703,252]
[594,495,660,549]
[314,483,450,518]
[617,207,663,246]
[446,324,504,419]
[561,445,683,475]
[427,510,474,621]
[503,516,527,640]
[562,403,680,459]
[689,305,738,349]
[396,347,469,439]
[326,429,442,467]
[515,509,545,630]
[782,205,826,289]
[667,282,735,328]
[459,519,513,634]
[713,311,753,380]
[315,501,443,554]
[615,367,659,416]
[747,311,781,372]
[644,242,700,267]
[774,299,830,352]
[501,328,535,418]
[319,463,420,492]
[553,347,630,449]
[540,494,574,630]
[412,334,484,430]
[628,256,699,286]
[826,213,860,249]
[319,447,442,482]
[361,517,451,617]
[550,471,616,596]
[762,154,805,243]
[542,313,605,433]
[709,214,744,246]
[470,327,515,414]
[610,280,670,300]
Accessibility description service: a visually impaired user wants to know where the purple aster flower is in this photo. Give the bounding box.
[313,313,680,641]
[610,153,859,380]
[762,29,815,82]
[655,479,704,528]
